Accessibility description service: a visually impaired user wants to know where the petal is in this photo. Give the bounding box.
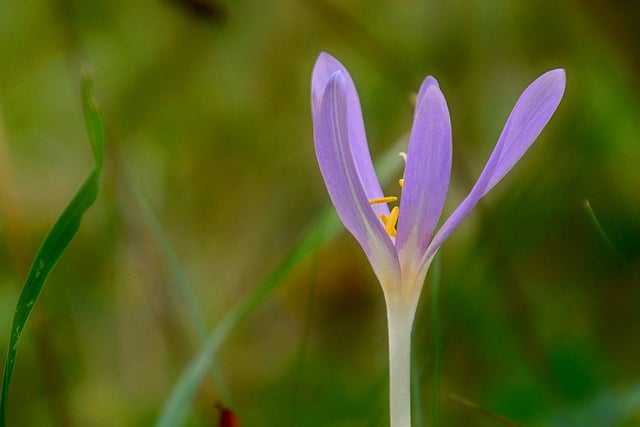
[415,76,440,102]
[424,69,566,262]
[485,69,567,192]
[423,139,504,263]
[311,52,341,113]
[311,52,389,218]
[313,71,401,287]
[396,78,452,263]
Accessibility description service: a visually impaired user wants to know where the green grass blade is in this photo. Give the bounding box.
[411,334,425,427]
[0,76,105,427]
[155,211,340,427]
[430,253,442,427]
[583,199,640,281]
[136,188,208,339]
[289,236,321,425]
[134,186,230,402]
[155,134,408,427]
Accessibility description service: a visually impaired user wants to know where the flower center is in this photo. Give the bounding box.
[368,153,406,237]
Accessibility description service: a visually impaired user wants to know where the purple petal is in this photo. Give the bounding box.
[485,69,566,192]
[396,78,452,262]
[423,69,566,262]
[415,76,440,102]
[423,138,504,262]
[313,71,401,285]
[311,52,342,113]
[311,52,389,218]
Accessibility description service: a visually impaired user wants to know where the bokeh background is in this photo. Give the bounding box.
[1,0,640,425]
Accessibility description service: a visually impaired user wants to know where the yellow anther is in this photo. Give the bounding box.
[384,206,399,237]
[371,153,406,237]
[369,196,398,205]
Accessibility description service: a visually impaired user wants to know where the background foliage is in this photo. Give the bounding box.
[0,0,639,425]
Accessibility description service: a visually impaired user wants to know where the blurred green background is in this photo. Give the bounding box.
[1,0,640,425]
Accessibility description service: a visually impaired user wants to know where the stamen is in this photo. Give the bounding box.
[385,206,399,237]
[370,154,406,237]
[369,196,398,205]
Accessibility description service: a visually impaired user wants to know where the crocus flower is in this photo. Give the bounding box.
[311,52,565,427]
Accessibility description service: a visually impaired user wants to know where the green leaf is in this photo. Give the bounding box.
[0,76,105,426]
[154,134,408,427]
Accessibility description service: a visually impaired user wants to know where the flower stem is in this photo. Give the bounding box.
[387,300,414,427]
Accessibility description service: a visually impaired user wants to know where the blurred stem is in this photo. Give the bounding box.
[410,337,424,427]
[386,299,413,427]
[290,216,326,426]
[449,394,521,427]
[430,254,442,427]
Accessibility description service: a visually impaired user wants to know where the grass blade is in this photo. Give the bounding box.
[136,188,208,339]
[155,134,408,427]
[449,394,522,427]
[155,211,341,427]
[410,333,425,427]
[430,253,442,427]
[0,76,105,426]
[583,199,640,281]
[135,186,230,401]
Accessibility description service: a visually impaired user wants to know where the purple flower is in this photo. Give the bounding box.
[311,52,565,426]
[312,52,565,311]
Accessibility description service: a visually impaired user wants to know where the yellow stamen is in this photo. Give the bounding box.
[369,196,398,205]
[372,155,406,237]
[385,206,399,237]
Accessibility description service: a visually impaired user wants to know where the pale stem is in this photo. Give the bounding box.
[386,298,415,427]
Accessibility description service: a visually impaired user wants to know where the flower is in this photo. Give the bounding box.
[312,52,565,311]
[311,52,565,426]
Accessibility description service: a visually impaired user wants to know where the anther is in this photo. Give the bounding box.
[370,153,406,237]
[369,196,398,205]
[385,206,399,237]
